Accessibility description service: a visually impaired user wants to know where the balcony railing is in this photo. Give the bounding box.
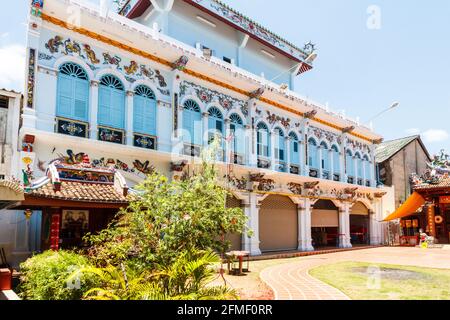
[134,133,157,150]
[357,178,363,186]
[183,144,202,157]
[290,164,300,175]
[56,117,89,138]
[322,170,330,180]
[365,180,371,187]
[333,173,341,182]
[309,168,319,178]
[98,126,124,144]
[257,157,271,169]
[275,161,286,173]
[347,176,355,184]
[231,153,245,165]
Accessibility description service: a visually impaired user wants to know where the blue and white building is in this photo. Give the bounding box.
[4,0,390,263]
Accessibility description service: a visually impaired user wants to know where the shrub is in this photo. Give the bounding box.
[18,250,98,300]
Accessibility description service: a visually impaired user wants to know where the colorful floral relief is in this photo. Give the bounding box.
[43,35,169,94]
[179,81,248,115]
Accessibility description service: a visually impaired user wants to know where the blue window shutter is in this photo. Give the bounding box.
[57,75,73,118]
[146,99,157,135]
[183,111,192,143]
[133,95,145,133]
[110,89,125,129]
[291,141,299,165]
[193,112,202,146]
[333,151,340,172]
[236,126,245,155]
[98,86,111,126]
[73,79,89,120]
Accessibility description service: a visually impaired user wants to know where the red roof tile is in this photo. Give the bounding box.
[28,181,129,203]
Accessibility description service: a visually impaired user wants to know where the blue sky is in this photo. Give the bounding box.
[1,0,449,155]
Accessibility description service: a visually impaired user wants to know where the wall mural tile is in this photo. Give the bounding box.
[40,32,171,96]
[179,81,248,116]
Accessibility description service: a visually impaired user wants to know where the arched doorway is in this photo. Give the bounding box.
[350,202,370,245]
[312,200,339,247]
[259,195,298,252]
[225,196,242,251]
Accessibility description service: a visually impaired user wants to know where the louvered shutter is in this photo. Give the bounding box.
[193,112,202,146]
[110,89,125,129]
[291,140,299,165]
[133,95,145,133]
[145,99,157,135]
[73,78,89,120]
[183,111,192,143]
[98,86,111,126]
[57,75,73,118]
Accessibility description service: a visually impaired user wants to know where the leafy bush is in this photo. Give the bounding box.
[18,250,99,300]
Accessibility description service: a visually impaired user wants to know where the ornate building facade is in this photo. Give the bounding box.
[8,0,389,258]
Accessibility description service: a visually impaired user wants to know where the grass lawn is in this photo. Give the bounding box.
[309,261,450,300]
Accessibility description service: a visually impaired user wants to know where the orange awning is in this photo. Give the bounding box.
[384,192,425,221]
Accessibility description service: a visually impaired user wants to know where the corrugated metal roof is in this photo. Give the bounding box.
[375,135,420,163]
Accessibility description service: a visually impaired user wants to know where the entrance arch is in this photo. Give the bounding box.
[312,200,339,247]
[259,195,298,252]
[350,201,370,245]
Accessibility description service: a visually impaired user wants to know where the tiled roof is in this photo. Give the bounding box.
[28,181,129,203]
[414,177,450,190]
[375,135,419,163]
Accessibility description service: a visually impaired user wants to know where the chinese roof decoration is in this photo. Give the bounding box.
[411,150,450,188]
[42,34,170,96]
[266,111,291,129]
[180,81,248,116]
[188,0,310,62]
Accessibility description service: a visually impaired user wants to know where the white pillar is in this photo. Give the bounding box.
[270,132,276,171]
[300,140,307,176]
[318,145,323,179]
[89,80,99,140]
[339,204,352,248]
[370,200,382,245]
[298,199,314,251]
[243,193,261,255]
[224,119,231,163]
[125,90,134,146]
[202,112,209,148]
[285,136,291,173]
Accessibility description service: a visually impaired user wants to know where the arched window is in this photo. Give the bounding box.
[356,153,363,178]
[320,141,330,173]
[257,122,270,157]
[208,107,224,143]
[289,132,300,166]
[133,85,156,136]
[183,99,202,145]
[346,150,354,177]
[332,145,340,173]
[274,128,285,162]
[56,63,89,121]
[98,75,125,129]
[230,114,245,156]
[308,138,319,169]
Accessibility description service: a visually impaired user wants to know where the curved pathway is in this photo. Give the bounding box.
[259,246,450,300]
[260,257,350,300]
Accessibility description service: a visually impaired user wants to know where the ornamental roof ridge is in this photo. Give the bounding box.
[207,0,309,58]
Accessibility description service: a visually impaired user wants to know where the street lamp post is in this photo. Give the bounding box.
[366,102,400,130]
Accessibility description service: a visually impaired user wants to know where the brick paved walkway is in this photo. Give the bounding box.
[260,246,450,300]
[260,257,350,300]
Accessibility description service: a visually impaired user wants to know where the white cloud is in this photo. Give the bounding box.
[422,129,449,143]
[0,44,26,92]
[405,128,420,135]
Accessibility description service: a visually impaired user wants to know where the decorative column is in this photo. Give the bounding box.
[243,193,261,255]
[285,136,291,174]
[298,199,314,251]
[369,209,380,245]
[318,145,323,179]
[171,71,183,155]
[224,119,231,163]
[125,90,134,146]
[427,203,436,238]
[339,203,352,248]
[248,99,258,167]
[299,140,306,176]
[353,156,359,184]
[245,124,252,166]
[89,80,99,140]
[270,132,276,171]
[330,148,335,181]
[202,112,209,148]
